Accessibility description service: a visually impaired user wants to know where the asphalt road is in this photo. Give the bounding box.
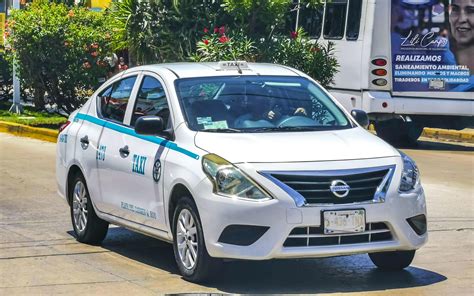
[0,133,473,295]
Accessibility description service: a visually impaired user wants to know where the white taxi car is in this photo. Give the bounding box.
[56,62,427,282]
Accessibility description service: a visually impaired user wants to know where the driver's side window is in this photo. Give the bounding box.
[130,76,170,127]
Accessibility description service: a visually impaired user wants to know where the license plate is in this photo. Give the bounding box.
[323,210,366,234]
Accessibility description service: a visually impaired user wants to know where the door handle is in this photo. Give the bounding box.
[119,145,130,158]
[80,135,89,149]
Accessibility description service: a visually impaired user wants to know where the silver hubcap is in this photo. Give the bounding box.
[72,181,88,234]
[176,209,198,270]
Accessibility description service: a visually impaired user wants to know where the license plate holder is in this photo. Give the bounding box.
[323,209,366,234]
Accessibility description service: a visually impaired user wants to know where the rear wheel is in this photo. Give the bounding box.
[375,119,423,146]
[70,174,109,245]
[172,196,221,282]
[369,250,416,270]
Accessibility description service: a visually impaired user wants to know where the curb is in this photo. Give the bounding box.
[0,120,472,144]
[367,124,473,143]
[0,121,58,143]
[422,128,474,143]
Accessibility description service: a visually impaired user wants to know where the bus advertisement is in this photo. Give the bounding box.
[391,0,473,92]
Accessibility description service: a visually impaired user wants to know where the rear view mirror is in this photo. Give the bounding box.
[351,109,369,129]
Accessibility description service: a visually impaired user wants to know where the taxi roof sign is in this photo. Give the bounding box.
[217,61,249,71]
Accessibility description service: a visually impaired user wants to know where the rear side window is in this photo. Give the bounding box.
[323,0,348,39]
[131,76,170,127]
[99,76,137,123]
[346,0,363,40]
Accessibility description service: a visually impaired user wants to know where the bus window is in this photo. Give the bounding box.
[323,0,348,40]
[300,4,325,38]
[346,0,363,40]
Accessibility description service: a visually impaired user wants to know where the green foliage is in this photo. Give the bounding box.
[261,28,338,87]
[0,102,67,128]
[222,0,290,36]
[222,0,324,37]
[191,27,256,62]
[0,55,12,101]
[5,1,114,114]
[110,0,231,64]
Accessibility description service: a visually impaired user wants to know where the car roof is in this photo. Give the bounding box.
[127,62,302,79]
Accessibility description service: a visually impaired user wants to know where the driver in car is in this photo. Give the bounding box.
[266,91,312,122]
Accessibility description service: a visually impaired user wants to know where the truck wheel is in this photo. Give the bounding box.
[375,119,423,146]
[369,250,416,270]
[172,196,222,283]
[70,174,109,245]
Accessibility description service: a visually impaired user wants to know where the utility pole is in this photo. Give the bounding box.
[8,0,22,114]
[295,0,301,31]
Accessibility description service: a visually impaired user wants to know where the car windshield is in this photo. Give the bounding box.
[175,76,353,132]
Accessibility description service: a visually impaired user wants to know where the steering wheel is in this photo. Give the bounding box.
[277,116,317,128]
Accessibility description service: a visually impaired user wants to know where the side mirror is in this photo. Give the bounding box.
[135,116,165,136]
[351,109,369,129]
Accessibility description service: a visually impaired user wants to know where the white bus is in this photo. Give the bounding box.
[292,0,473,144]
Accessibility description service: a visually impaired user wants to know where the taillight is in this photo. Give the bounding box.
[372,79,388,86]
[372,59,387,66]
[372,69,387,76]
[59,120,71,133]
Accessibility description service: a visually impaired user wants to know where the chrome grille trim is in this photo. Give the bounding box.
[260,165,395,207]
[283,222,393,247]
[288,228,390,238]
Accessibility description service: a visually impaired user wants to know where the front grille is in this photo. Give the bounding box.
[283,222,393,247]
[270,168,390,204]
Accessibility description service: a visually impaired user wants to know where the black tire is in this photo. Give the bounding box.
[70,173,109,245]
[369,250,416,270]
[172,196,222,283]
[375,119,423,146]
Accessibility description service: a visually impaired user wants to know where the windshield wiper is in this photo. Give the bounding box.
[247,126,321,132]
[202,128,242,133]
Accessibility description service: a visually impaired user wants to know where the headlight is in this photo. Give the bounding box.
[202,154,272,200]
[399,151,420,192]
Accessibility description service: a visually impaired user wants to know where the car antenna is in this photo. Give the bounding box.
[236,62,243,74]
[231,49,243,74]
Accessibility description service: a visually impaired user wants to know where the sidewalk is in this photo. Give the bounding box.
[421,128,474,143]
[0,120,58,143]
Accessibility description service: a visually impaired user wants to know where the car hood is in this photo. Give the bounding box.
[194,127,399,163]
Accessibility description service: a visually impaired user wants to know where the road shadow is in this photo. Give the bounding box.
[73,227,447,294]
[69,227,179,275]
[395,139,474,152]
[209,257,446,294]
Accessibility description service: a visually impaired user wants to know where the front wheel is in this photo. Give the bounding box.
[172,196,221,282]
[369,250,416,270]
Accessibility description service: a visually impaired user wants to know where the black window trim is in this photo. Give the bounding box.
[323,0,349,40]
[345,0,363,41]
[129,74,173,129]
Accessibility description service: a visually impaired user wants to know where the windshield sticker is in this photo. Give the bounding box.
[197,117,213,124]
[203,120,228,130]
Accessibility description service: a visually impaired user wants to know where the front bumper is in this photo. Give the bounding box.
[194,158,428,260]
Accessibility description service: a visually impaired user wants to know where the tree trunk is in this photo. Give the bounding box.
[33,88,46,111]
